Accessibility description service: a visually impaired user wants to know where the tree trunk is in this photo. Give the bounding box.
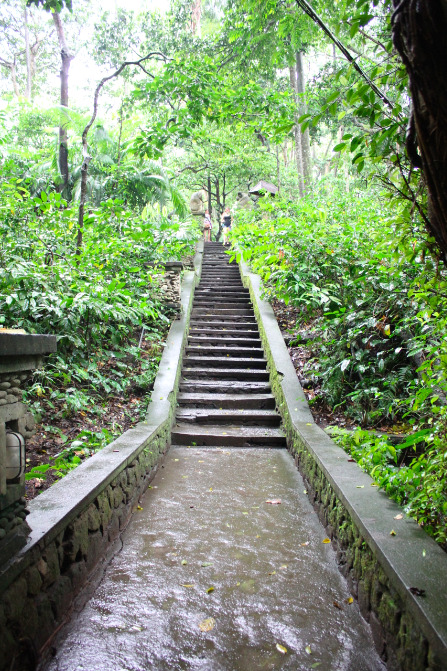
[207,173,212,212]
[333,126,344,179]
[276,145,281,194]
[24,7,32,100]
[296,51,311,185]
[392,0,447,261]
[289,64,305,197]
[191,0,202,36]
[53,12,73,194]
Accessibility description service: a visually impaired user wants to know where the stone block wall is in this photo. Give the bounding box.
[0,422,170,671]
[155,269,182,308]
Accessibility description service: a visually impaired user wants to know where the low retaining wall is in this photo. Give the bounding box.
[239,256,447,671]
[0,242,203,671]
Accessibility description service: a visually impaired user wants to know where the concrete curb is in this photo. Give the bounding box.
[238,255,447,671]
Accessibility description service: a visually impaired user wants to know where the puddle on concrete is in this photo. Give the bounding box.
[42,448,385,671]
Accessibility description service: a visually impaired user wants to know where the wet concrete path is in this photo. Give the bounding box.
[43,448,384,671]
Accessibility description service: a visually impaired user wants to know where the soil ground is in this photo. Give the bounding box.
[270,299,357,431]
[25,337,161,501]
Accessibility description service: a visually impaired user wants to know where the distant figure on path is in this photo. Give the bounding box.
[221,206,232,245]
[203,209,212,242]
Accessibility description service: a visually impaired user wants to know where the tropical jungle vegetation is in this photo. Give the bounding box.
[1,0,446,546]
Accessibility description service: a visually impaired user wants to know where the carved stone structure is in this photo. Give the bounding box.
[189,190,207,217]
[234,192,254,210]
[0,332,57,566]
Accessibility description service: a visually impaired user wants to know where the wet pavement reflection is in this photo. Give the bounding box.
[42,448,384,671]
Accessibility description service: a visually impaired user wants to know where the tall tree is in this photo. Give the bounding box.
[295,50,311,183]
[53,11,73,193]
[392,0,447,261]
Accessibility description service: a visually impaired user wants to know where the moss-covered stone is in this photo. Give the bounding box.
[26,566,42,596]
[2,576,27,621]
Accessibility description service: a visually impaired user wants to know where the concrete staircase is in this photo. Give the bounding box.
[172,242,287,448]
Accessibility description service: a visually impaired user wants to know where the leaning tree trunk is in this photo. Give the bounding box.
[392,0,447,261]
[53,12,73,195]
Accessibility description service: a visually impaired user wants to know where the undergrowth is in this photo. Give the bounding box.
[0,179,199,484]
[230,183,447,546]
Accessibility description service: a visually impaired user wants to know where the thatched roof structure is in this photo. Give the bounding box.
[249,180,278,196]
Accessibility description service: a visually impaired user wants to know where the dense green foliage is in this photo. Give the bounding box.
[231,190,447,545]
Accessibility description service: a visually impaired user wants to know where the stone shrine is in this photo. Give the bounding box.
[0,332,57,566]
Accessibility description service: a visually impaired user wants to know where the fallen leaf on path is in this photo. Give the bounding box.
[201,562,213,567]
[276,644,287,654]
[356,485,364,489]
[345,597,354,605]
[305,645,312,654]
[206,586,215,593]
[181,584,195,588]
[333,601,343,610]
[181,560,187,565]
[300,541,309,546]
[199,617,215,632]
[280,565,288,569]
[322,538,331,544]
[390,529,396,536]
[268,571,276,575]
[409,586,426,597]
[394,514,403,520]
[265,499,281,505]
[137,506,143,510]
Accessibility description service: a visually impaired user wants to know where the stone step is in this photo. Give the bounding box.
[193,303,252,311]
[181,367,270,381]
[195,287,247,294]
[194,294,249,300]
[189,328,260,338]
[177,392,275,409]
[191,307,254,317]
[189,320,258,329]
[188,336,262,346]
[179,380,272,393]
[183,356,267,369]
[185,346,264,358]
[198,281,244,286]
[200,273,240,278]
[193,297,251,305]
[171,424,286,447]
[176,408,280,426]
[190,316,257,324]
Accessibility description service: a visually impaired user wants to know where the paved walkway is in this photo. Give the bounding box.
[41,243,384,670]
[43,448,383,671]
